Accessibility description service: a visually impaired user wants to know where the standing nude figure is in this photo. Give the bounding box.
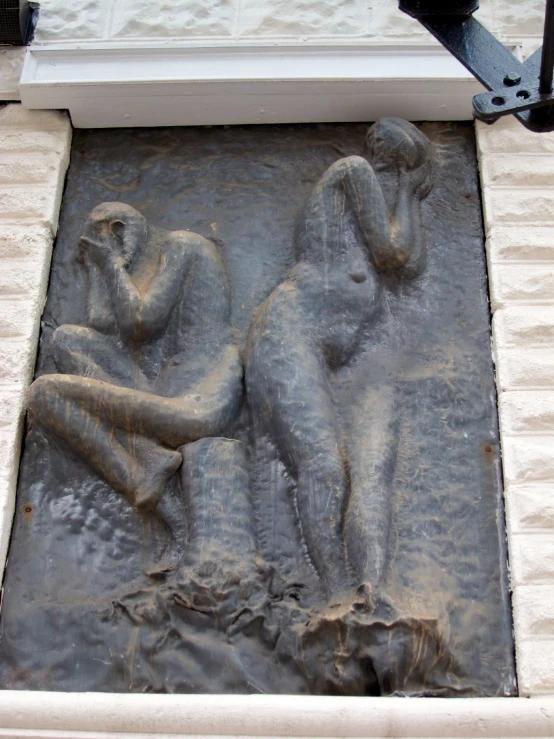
[245,118,433,604]
[28,202,242,512]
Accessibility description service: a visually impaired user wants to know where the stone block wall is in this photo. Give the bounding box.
[477,118,554,696]
[28,0,539,44]
[0,104,71,574]
[0,49,25,102]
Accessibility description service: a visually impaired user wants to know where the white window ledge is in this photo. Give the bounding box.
[19,42,483,128]
[0,692,554,738]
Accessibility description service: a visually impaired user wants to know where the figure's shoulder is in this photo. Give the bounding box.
[318,155,370,185]
[164,229,209,248]
[330,154,369,172]
[164,230,221,259]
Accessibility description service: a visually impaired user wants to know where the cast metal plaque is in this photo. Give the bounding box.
[0,121,516,696]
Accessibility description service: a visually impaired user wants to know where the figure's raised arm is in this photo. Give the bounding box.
[134,231,232,344]
[79,203,193,343]
[322,118,432,276]
[79,203,150,341]
[131,234,192,341]
[363,117,432,275]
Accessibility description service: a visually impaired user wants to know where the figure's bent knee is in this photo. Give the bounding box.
[27,375,54,417]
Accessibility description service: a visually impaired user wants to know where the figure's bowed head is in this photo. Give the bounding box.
[365,117,433,198]
[77,202,148,269]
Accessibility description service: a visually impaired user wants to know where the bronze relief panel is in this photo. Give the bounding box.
[0,121,516,696]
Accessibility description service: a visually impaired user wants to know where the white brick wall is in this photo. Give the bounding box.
[477,118,554,697]
[0,48,24,102]
[0,104,71,578]
[28,0,540,44]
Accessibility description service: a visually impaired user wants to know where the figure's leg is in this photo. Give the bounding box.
[131,434,183,508]
[344,382,400,602]
[28,376,182,508]
[247,333,351,602]
[51,325,180,504]
[29,344,242,449]
[293,425,351,601]
[52,325,147,390]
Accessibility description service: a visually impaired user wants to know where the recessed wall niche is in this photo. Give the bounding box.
[0,121,516,697]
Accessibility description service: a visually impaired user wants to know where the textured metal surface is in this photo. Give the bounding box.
[0,122,515,697]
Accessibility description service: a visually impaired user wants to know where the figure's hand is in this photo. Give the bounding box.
[369,135,404,173]
[77,235,118,267]
[399,160,433,200]
[75,237,90,265]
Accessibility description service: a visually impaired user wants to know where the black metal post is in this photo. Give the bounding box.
[540,0,554,94]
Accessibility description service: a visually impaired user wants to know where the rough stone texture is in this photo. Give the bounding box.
[477,118,554,697]
[509,533,554,586]
[516,642,554,697]
[484,189,554,224]
[0,225,56,298]
[0,104,71,581]
[500,392,554,433]
[479,117,554,155]
[506,485,554,532]
[27,0,542,45]
[481,155,554,188]
[496,348,554,391]
[368,0,432,40]
[512,584,554,637]
[111,0,235,38]
[489,264,554,310]
[495,0,546,38]
[494,306,554,347]
[238,0,368,38]
[488,226,554,262]
[0,48,24,101]
[0,149,70,186]
[34,0,112,41]
[502,437,554,485]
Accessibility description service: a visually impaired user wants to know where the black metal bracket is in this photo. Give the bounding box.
[399,0,554,133]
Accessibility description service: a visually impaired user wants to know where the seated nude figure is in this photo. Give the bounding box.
[28,202,242,512]
[245,118,432,604]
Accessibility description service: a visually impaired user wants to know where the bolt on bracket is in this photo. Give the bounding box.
[399,0,554,133]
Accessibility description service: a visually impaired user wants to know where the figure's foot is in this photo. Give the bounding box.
[145,551,181,580]
[352,582,376,614]
[352,584,402,620]
[134,449,183,509]
[322,582,376,614]
[400,159,433,200]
